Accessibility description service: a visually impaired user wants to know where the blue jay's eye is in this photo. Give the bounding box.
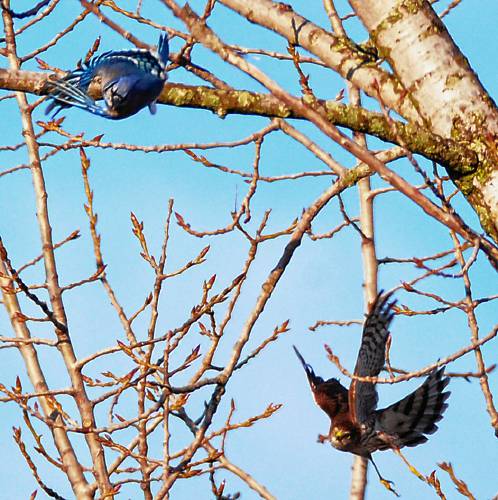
[45,34,170,120]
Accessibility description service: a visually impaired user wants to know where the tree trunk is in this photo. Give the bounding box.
[349,0,498,240]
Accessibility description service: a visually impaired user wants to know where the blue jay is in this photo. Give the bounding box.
[46,34,169,120]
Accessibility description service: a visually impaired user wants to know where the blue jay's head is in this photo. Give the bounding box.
[45,33,170,120]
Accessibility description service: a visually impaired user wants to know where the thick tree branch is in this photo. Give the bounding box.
[0,68,478,181]
[349,0,498,242]
[218,0,419,122]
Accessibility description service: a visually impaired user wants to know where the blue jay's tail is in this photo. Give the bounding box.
[45,81,69,118]
[45,79,109,118]
[45,64,98,118]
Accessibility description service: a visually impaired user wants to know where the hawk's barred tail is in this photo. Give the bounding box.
[377,368,450,448]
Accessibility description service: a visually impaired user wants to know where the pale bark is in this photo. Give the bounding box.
[349,0,498,240]
[219,0,498,241]
[0,255,91,500]
[351,83,377,499]
[2,3,113,497]
[219,0,419,121]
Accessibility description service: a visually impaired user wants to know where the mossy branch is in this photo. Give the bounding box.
[0,68,477,176]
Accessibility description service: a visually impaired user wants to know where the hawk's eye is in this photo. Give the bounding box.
[335,429,351,441]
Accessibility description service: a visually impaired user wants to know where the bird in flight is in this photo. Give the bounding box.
[45,34,169,120]
[294,292,450,494]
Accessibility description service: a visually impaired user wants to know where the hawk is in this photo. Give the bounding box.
[294,292,450,486]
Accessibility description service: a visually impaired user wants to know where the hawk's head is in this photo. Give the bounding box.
[330,422,360,451]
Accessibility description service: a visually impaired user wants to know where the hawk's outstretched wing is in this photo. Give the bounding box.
[376,368,450,448]
[349,292,396,424]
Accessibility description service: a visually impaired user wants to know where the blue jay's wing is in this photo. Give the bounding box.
[349,292,396,425]
[91,38,168,81]
[45,79,110,118]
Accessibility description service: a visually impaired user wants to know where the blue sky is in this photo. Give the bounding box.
[1,1,497,498]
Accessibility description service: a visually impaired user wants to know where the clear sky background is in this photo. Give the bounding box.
[1,1,497,499]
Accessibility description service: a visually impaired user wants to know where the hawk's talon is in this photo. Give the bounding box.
[380,478,400,497]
